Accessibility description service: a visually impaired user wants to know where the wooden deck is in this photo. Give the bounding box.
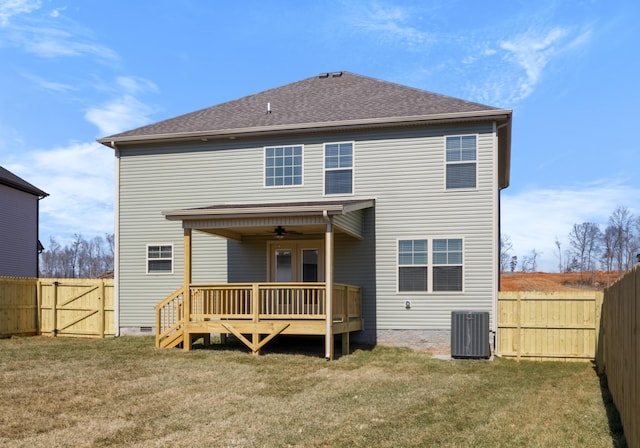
[155,282,362,358]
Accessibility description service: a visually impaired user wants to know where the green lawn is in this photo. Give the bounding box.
[0,336,625,447]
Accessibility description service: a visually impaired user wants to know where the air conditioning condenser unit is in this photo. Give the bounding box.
[451,311,490,359]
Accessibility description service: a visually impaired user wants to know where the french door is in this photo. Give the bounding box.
[268,240,324,282]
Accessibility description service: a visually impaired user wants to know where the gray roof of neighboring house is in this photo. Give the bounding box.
[98,71,511,145]
[0,166,48,197]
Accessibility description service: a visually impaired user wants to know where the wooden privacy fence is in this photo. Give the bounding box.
[0,277,38,336]
[601,267,639,448]
[0,277,114,338]
[497,291,603,361]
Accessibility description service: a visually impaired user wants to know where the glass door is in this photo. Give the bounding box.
[274,248,293,282]
[269,241,324,282]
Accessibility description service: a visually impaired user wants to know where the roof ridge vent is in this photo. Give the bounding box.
[318,71,343,79]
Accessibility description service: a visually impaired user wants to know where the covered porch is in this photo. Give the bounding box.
[155,199,374,359]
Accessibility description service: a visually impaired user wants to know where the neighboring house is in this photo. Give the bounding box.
[0,166,48,277]
[99,72,511,358]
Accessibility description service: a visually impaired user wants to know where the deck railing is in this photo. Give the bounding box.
[155,286,185,348]
[155,282,361,348]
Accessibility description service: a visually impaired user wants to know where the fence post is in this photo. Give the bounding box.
[595,291,605,374]
[36,279,42,335]
[52,281,59,337]
[99,279,105,338]
[515,292,521,361]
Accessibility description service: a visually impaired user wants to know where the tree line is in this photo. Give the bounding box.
[39,234,114,278]
[502,205,640,273]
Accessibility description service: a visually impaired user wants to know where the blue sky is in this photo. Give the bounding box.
[1,0,638,272]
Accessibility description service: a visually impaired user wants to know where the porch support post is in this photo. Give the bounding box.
[325,219,334,360]
[183,228,192,352]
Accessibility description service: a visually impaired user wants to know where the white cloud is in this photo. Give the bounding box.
[116,76,158,95]
[0,5,119,62]
[22,72,74,92]
[497,26,591,103]
[85,94,155,136]
[84,75,159,136]
[8,23,119,61]
[5,142,115,242]
[0,0,40,26]
[348,2,430,47]
[501,180,640,271]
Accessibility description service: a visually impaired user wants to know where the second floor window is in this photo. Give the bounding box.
[325,142,353,194]
[446,135,476,189]
[265,145,303,187]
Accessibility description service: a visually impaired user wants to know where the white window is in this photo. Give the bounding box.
[398,240,428,292]
[446,135,476,189]
[265,145,303,187]
[147,244,173,274]
[324,142,353,194]
[397,238,463,292]
[432,239,463,291]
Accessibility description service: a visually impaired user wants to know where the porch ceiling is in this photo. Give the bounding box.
[162,199,374,241]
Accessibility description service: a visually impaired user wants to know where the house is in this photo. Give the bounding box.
[0,166,48,277]
[98,72,511,358]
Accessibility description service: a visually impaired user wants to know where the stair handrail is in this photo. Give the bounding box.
[155,286,185,348]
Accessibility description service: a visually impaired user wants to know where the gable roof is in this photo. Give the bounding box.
[98,71,511,146]
[0,166,48,197]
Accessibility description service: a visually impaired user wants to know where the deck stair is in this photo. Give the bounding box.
[155,287,186,348]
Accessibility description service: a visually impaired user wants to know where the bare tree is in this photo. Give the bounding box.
[39,234,114,278]
[568,222,601,273]
[500,234,513,272]
[554,237,562,273]
[606,206,636,271]
[530,249,540,272]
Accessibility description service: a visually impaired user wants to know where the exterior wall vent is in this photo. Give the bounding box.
[451,311,490,359]
[140,326,153,333]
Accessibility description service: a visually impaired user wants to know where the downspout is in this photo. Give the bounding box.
[493,120,510,355]
[323,210,333,360]
[36,195,44,277]
[112,142,121,336]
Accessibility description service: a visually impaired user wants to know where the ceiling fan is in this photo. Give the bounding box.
[273,226,302,239]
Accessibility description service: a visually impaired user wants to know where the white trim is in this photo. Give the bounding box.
[263,144,304,188]
[323,141,355,196]
[443,133,479,192]
[146,243,174,275]
[114,151,120,336]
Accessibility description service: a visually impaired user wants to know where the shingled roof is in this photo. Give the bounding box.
[98,72,511,146]
[0,166,48,197]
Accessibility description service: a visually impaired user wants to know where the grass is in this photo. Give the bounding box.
[0,336,625,447]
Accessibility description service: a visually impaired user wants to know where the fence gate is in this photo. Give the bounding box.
[39,279,114,338]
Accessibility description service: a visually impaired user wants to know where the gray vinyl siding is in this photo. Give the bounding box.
[354,124,496,331]
[333,209,363,239]
[118,123,498,331]
[0,186,39,277]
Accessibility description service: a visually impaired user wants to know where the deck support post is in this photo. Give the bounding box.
[183,228,192,352]
[342,332,349,356]
[325,219,334,360]
[252,283,260,356]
